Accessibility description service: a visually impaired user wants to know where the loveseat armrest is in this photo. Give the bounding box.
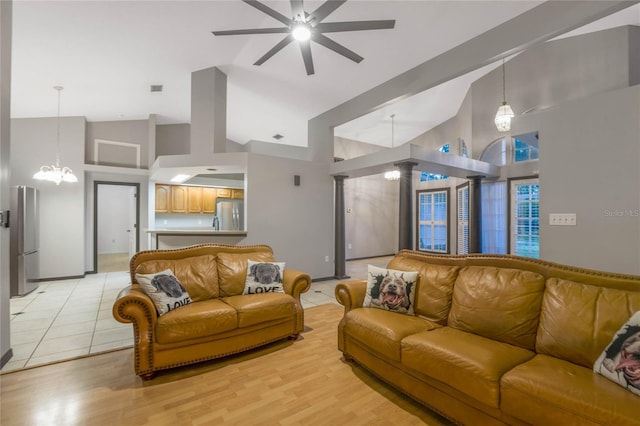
[283,269,312,302]
[335,280,367,314]
[113,285,158,329]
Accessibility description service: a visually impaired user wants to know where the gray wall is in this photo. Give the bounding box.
[516,85,640,275]
[242,153,334,279]
[156,123,190,156]
[0,0,12,366]
[11,117,86,278]
[86,120,150,167]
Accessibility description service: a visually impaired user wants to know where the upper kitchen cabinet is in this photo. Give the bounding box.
[187,187,203,213]
[202,187,217,214]
[216,188,231,198]
[155,185,171,213]
[232,189,244,200]
[170,185,188,213]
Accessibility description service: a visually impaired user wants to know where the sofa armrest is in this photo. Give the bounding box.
[282,269,312,301]
[112,285,158,329]
[335,280,367,313]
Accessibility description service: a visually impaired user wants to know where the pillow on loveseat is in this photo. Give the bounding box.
[593,311,640,396]
[136,269,192,316]
[243,261,286,294]
[363,265,418,315]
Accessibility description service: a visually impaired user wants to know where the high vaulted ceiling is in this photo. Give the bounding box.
[10,1,640,149]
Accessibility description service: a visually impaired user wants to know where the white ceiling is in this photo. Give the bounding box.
[10,1,640,149]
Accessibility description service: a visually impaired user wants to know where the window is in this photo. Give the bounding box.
[417,189,449,253]
[513,138,539,162]
[510,178,539,258]
[457,184,469,254]
[481,181,507,254]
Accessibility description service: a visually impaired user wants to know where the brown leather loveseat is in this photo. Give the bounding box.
[113,244,311,380]
[335,250,640,425]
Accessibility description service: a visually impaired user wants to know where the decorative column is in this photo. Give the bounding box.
[397,162,418,251]
[467,175,485,253]
[334,175,349,279]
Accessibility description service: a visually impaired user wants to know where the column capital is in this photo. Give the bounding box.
[394,161,419,172]
[466,175,486,182]
[333,175,348,182]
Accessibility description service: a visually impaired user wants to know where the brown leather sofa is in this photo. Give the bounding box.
[113,244,311,380]
[335,250,640,425]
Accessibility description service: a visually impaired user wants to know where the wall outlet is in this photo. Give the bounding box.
[324,255,330,262]
[549,213,577,226]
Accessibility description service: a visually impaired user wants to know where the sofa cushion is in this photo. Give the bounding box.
[593,311,640,396]
[155,299,237,344]
[344,308,438,362]
[501,354,640,426]
[222,293,296,328]
[243,261,286,295]
[448,266,545,350]
[135,269,192,316]
[401,327,534,408]
[217,251,275,297]
[387,256,459,324]
[136,254,218,302]
[536,278,640,368]
[363,265,418,315]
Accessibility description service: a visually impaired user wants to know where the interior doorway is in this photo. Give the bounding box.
[94,182,139,273]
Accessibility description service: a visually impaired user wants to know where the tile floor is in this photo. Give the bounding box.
[1,256,392,373]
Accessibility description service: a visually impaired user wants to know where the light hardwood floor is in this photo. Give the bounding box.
[0,303,453,425]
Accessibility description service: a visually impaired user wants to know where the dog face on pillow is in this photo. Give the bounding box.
[250,262,282,285]
[371,272,411,313]
[602,325,640,389]
[151,274,187,298]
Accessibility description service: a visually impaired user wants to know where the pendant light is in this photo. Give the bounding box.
[494,59,515,132]
[384,114,400,180]
[33,86,78,185]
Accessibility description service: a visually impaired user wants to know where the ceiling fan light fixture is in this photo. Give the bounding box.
[292,24,311,41]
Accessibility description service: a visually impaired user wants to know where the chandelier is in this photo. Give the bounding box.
[33,86,78,185]
[384,114,401,181]
[494,59,515,132]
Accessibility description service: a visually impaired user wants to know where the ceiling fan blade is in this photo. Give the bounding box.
[242,0,292,26]
[316,20,396,33]
[313,33,363,63]
[308,0,347,24]
[290,0,305,22]
[299,40,315,75]
[213,28,290,36]
[254,34,295,66]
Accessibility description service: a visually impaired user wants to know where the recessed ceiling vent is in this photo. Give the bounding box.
[272,134,283,140]
[150,84,163,93]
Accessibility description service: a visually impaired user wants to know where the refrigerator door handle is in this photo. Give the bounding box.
[0,210,9,228]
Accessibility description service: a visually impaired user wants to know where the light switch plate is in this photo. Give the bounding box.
[549,213,576,226]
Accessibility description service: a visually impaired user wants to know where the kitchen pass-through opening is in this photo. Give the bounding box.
[93,182,140,273]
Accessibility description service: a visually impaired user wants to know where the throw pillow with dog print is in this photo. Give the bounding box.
[363,265,419,315]
[593,311,640,396]
[243,261,286,295]
[136,269,192,316]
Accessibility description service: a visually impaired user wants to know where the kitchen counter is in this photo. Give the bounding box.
[145,229,247,249]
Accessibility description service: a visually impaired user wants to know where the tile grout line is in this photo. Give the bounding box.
[89,272,110,352]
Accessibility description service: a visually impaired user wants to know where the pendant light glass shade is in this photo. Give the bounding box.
[494,101,515,132]
[495,59,515,132]
[33,86,78,185]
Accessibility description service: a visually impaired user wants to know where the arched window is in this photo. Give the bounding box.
[480,133,538,165]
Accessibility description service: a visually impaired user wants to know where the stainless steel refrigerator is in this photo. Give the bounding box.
[10,186,40,297]
[216,199,244,231]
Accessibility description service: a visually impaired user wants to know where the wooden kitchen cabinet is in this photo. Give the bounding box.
[216,188,232,198]
[232,189,244,200]
[202,187,217,214]
[170,185,188,213]
[155,185,171,213]
[187,187,203,213]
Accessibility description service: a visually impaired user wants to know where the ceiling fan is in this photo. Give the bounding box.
[212,0,395,75]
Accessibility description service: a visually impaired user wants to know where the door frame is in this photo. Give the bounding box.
[92,181,140,274]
